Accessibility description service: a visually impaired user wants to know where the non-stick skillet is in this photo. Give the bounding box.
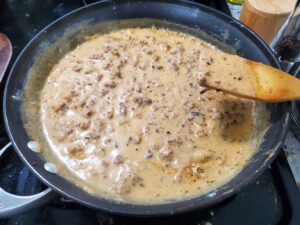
[0,0,290,217]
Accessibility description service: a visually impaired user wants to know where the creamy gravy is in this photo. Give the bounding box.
[31,28,265,203]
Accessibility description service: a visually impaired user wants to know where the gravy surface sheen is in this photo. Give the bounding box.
[40,28,259,203]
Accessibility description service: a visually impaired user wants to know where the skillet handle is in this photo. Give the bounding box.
[0,142,57,218]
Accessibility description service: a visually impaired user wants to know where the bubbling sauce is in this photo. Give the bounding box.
[38,28,264,203]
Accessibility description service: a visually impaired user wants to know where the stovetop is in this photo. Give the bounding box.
[0,1,300,224]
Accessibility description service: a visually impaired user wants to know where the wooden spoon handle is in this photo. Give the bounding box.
[199,52,300,102]
[0,33,12,82]
[248,60,300,102]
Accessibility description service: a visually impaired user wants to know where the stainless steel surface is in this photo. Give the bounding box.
[291,62,300,129]
[272,0,300,71]
[283,132,300,191]
[282,64,300,193]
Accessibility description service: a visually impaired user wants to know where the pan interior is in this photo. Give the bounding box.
[21,18,269,204]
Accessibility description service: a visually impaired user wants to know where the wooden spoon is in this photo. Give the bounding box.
[199,57,300,102]
[0,33,12,82]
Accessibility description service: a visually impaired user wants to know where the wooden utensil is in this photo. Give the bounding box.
[0,33,12,82]
[199,58,300,102]
[239,0,297,44]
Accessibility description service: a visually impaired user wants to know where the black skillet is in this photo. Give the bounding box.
[2,0,290,216]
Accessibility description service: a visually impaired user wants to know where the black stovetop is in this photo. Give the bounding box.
[0,1,300,224]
